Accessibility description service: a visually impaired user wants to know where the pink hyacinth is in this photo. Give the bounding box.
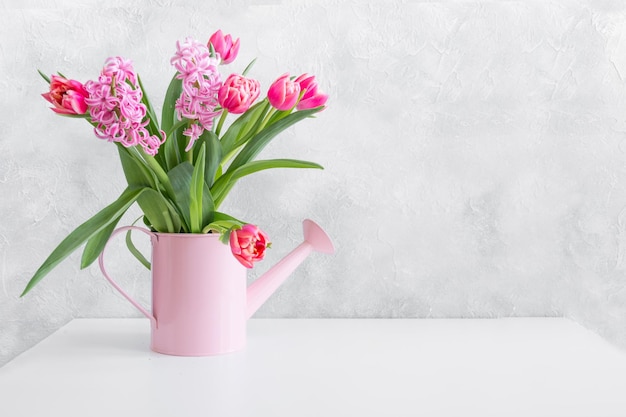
[84,56,164,155]
[171,37,223,151]
[182,123,204,152]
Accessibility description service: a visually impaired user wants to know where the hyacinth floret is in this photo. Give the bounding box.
[85,56,165,156]
[171,37,222,151]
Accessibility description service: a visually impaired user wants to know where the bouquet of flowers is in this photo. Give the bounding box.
[21,30,328,296]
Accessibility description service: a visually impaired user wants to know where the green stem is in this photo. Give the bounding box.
[257,108,277,132]
[215,110,228,137]
[161,199,177,232]
[242,58,257,76]
[184,119,194,163]
[137,147,176,199]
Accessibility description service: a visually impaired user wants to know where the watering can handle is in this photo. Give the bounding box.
[98,226,157,327]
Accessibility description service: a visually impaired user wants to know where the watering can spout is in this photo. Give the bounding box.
[246,219,334,319]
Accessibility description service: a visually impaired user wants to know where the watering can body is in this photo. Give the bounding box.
[98,219,333,356]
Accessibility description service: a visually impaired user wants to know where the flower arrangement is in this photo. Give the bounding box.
[21,30,327,296]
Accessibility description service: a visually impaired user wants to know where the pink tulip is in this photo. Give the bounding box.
[42,75,89,115]
[267,74,301,111]
[295,73,328,110]
[229,224,270,269]
[218,74,260,114]
[208,30,240,65]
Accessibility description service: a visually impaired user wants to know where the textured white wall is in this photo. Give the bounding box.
[2,0,626,366]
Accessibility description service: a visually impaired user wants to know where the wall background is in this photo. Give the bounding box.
[3,0,626,366]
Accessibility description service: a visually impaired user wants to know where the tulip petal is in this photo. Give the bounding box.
[229,224,270,269]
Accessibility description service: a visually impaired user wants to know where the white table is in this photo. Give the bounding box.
[1,318,626,416]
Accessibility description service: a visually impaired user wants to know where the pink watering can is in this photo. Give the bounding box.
[98,219,334,356]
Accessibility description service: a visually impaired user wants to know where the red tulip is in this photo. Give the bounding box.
[42,75,89,115]
[295,73,328,110]
[267,74,300,111]
[229,224,270,268]
[208,30,240,64]
[218,74,260,114]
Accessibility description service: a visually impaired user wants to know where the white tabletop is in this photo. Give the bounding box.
[1,318,626,416]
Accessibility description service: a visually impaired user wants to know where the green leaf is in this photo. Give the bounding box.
[167,162,194,231]
[190,143,206,233]
[165,119,189,138]
[200,212,246,242]
[137,74,161,138]
[117,145,155,188]
[201,183,215,227]
[137,188,181,233]
[127,146,176,200]
[212,158,323,208]
[161,75,184,170]
[201,220,244,235]
[161,74,182,135]
[168,161,215,232]
[201,212,245,232]
[220,101,270,158]
[118,145,180,230]
[125,217,151,270]
[202,130,222,187]
[48,113,91,119]
[266,108,294,126]
[21,187,148,297]
[164,124,185,171]
[226,106,323,175]
[241,58,257,77]
[37,69,50,84]
[80,214,122,269]
[213,211,245,223]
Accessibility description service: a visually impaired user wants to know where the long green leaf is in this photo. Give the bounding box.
[164,124,185,171]
[21,187,148,296]
[167,162,194,231]
[137,75,160,138]
[226,106,323,175]
[220,101,269,157]
[190,143,206,233]
[167,161,214,232]
[80,214,122,269]
[129,146,176,200]
[213,211,245,223]
[201,213,247,242]
[241,58,257,77]
[201,184,215,227]
[202,130,222,187]
[161,74,181,135]
[126,217,151,270]
[37,69,50,84]
[137,188,181,233]
[212,159,323,207]
[165,119,188,138]
[117,145,155,188]
[161,75,184,170]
